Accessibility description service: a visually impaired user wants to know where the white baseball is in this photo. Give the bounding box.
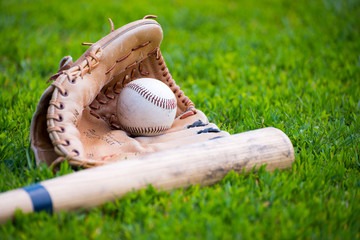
[116,78,177,136]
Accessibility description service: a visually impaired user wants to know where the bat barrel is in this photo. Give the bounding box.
[0,127,294,223]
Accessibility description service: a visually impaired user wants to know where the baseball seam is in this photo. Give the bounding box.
[127,82,177,110]
[122,125,170,135]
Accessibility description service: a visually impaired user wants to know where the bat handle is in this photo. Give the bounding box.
[0,189,34,223]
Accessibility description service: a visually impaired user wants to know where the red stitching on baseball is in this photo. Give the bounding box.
[126,82,176,110]
[121,125,170,135]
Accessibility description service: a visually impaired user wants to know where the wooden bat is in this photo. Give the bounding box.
[0,127,294,223]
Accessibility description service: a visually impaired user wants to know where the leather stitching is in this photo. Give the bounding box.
[105,41,151,75]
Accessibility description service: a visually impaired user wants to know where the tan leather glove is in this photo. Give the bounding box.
[30,16,230,168]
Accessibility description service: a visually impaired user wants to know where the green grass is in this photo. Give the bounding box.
[1,0,359,239]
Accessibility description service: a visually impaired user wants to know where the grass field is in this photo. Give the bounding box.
[0,0,359,239]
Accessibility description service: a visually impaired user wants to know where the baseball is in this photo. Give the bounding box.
[116,78,177,136]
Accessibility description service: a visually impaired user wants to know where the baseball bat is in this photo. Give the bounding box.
[0,127,294,223]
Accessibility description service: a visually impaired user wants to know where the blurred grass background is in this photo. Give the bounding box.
[0,0,359,239]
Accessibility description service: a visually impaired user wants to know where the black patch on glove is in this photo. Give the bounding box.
[197,128,221,134]
[209,136,225,140]
[187,120,208,129]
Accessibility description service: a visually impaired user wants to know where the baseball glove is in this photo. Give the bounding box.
[30,16,229,169]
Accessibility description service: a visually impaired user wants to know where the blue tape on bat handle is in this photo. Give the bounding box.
[23,184,53,214]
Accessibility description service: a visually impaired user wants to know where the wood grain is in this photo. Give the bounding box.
[0,127,294,223]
